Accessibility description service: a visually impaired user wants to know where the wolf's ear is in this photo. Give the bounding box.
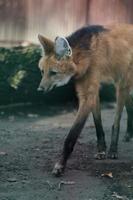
[54,37,72,59]
[38,34,54,55]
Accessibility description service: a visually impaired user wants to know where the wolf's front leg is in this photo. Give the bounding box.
[52,96,95,176]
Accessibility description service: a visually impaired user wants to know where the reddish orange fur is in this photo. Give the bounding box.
[38,24,133,175]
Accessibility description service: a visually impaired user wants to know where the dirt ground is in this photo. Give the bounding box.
[0,103,132,200]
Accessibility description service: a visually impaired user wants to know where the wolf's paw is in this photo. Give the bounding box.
[52,162,65,177]
[94,151,106,160]
[108,150,118,159]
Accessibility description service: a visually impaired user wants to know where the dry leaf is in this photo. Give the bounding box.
[101,172,113,178]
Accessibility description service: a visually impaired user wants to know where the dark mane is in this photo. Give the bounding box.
[66,25,108,49]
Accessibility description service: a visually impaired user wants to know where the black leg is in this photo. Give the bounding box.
[124,95,133,141]
[52,97,93,176]
[62,117,87,164]
[92,96,106,159]
[108,87,127,159]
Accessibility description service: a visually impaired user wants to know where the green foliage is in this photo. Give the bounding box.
[0,45,42,104]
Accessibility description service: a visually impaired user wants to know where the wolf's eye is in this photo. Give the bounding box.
[49,70,57,76]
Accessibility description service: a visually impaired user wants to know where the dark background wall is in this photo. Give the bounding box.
[0,0,133,45]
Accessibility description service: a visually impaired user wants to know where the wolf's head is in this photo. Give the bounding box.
[38,35,77,92]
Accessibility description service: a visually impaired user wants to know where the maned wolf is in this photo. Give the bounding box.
[38,24,133,176]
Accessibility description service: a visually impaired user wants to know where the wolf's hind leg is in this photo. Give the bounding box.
[108,86,127,159]
[92,95,106,159]
[124,94,133,142]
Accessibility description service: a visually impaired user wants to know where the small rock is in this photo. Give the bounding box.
[27,114,38,118]
[0,151,7,156]
[7,178,17,182]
